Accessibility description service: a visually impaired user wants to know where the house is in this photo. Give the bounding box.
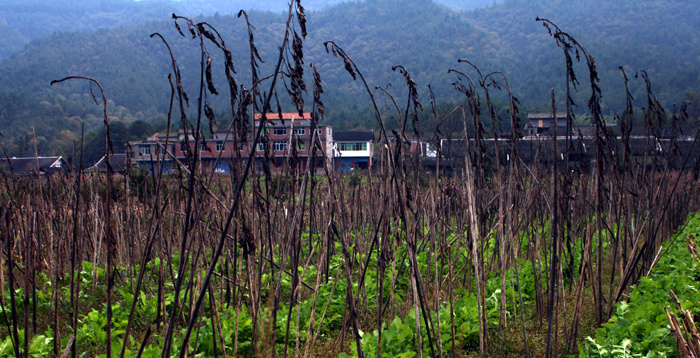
[0,156,68,175]
[524,112,568,136]
[333,130,374,171]
[408,140,437,158]
[86,153,129,174]
[127,131,186,173]
[127,112,335,173]
[250,112,334,172]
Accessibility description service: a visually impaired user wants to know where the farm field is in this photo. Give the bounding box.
[2,2,700,357]
[0,159,698,357]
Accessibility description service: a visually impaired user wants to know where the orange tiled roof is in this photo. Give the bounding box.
[254,112,311,120]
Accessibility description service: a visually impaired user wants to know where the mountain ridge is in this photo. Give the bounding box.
[0,0,502,61]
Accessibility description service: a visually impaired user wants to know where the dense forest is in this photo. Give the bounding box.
[0,0,499,61]
[0,0,699,164]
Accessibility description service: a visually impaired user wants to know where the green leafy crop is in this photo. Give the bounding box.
[580,214,700,357]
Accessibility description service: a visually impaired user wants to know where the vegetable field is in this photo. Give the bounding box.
[2,2,700,357]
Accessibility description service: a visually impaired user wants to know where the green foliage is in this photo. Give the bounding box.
[580,214,700,357]
[340,291,500,358]
[0,257,257,357]
[0,330,53,357]
[347,171,363,187]
[1,213,696,357]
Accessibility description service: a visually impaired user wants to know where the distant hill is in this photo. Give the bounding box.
[1,0,171,60]
[464,0,700,114]
[0,0,502,61]
[0,0,698,160]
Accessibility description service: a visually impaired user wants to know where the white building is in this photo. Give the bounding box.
[333,130,374,171]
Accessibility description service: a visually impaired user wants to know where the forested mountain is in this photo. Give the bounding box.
[0,0,698,163]
[0,0,319,61]
[0,0,500,61]
[465,0,700,114]
[1,0,170,60]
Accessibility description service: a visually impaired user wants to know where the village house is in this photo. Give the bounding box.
[86,153,129,174]
[127,113,339,173]
[333,130,375,171]
[247,112,334,172]
[0,156,68,175]
[524,112,568,136]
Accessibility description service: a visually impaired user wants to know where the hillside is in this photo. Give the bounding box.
[0,0,698,161]
[0,0,501,61]
[465,0,700,112]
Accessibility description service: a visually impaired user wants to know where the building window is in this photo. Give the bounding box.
[317,128,323,136]
[140,145,151,156]
[251,127,269,136]
[294,128,306,135]
[160,146,165,155]
[201,143,208,152]
[297,141,306,150]
[338,142,367,151]
[273,127,287,135]
[216,142,224,152]
[275,141,288,152]
[257,142,265,152]
[180,142,188,152]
